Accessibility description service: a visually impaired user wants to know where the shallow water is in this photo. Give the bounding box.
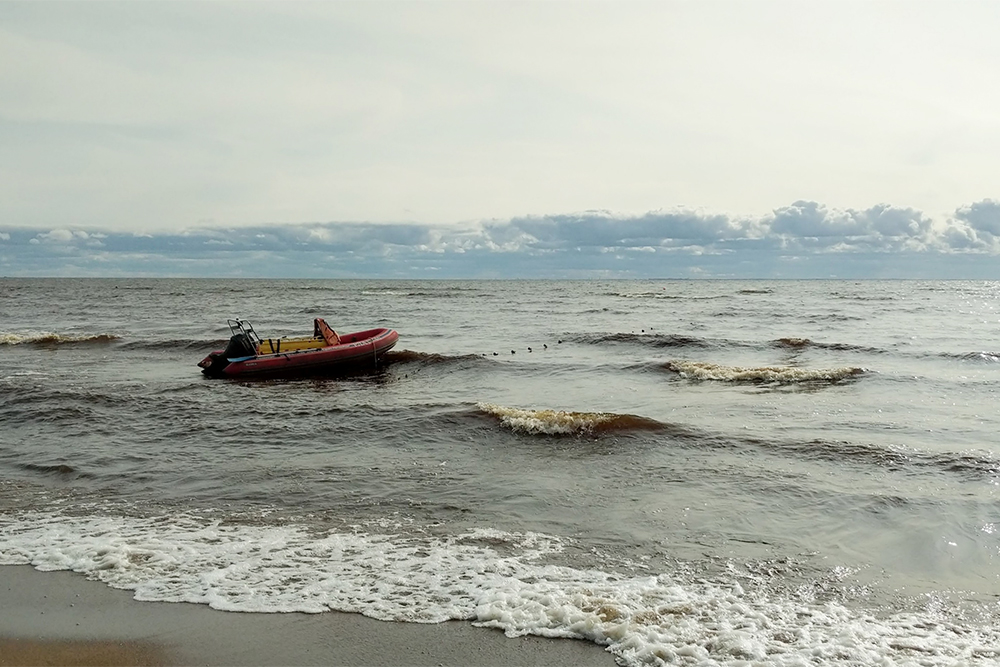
[2,279,1000,665]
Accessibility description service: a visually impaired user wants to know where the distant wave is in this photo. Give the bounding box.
[762,439,1000,482]
[664,360,865,384]
[950,351,1000,363]
[831,292,897,301]
[359,287,481,298]
[476,402,665,435]
[608,290,730,300]
[737,288,772,294]
[0,332,120,346]
[569,332,717,349]
[121,338,227,352]
[773,338,885,354]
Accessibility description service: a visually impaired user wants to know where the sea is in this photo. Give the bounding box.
[2,278,1000,665]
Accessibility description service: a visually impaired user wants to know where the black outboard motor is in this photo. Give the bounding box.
[199,332,257,377]
[222,332,256,359]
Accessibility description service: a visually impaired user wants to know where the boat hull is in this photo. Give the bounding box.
[199,328,398,379]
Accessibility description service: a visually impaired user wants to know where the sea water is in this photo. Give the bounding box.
[2,278,999,665]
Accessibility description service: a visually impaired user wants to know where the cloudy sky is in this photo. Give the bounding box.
[2,1,999,278]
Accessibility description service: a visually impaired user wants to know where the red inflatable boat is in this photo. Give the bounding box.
[198,318,398,378]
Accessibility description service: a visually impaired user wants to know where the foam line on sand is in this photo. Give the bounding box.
[0,565,615,666]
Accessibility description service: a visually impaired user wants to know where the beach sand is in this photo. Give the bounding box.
[0,565,616,666]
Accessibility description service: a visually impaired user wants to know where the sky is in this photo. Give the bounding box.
[2,1,1000,278]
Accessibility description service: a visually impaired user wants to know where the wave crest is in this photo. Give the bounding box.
[570,332,714,349]
[0,332,120,346]
[664,361,865,384]
[384,350,489,368]
[477,402,664,435]
[773,338,884,354]
[953,351,1000,363]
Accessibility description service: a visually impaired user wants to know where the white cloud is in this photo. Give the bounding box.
[9,197,1000,278]
[954,199,1000,237]
[767,201,934,252]
[34,229,75,243]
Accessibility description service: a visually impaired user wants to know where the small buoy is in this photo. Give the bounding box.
[558,340,563,344]
[493,352,498,356]
[543,344,547,349]
[528,347,532,352]
[511,350,515,354]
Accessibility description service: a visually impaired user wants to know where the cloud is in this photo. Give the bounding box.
[956,199,1000,235]
[3,199,1000,278]
[498,210,750,251]
[767,201,932,251]
[939,199,1000,253]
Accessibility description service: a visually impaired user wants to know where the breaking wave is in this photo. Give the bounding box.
[664,361,866,384]
[2,512,999,667]
[477,403,665,435]
[0,332,120,346]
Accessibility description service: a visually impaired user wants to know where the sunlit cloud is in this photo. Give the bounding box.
[3,200,1000,278]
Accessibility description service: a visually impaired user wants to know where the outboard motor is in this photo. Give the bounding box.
[222,332,256,359]
[198,332,258,377]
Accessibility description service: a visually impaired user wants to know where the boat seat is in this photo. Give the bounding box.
[313,318,341,345]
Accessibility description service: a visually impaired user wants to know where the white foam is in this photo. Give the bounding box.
[0,331,119,345]
[476,403,661,435]
[1,511,997,666]
[477,403,616,435]
[666,361,865,384]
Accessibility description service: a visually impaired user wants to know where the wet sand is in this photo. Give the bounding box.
[0,565,615,666]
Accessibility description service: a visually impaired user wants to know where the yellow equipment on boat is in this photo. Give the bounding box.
[256,336,328,355]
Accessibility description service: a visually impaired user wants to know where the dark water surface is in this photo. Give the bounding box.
[2,279,1000,665]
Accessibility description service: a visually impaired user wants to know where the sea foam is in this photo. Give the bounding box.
[476,403,664,435]
[0,331,119,346]
[0,511,996,666]
[664,360,865,384]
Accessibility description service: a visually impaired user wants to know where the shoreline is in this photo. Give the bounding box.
[0,565,616,666]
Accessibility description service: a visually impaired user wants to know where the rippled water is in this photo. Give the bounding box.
[2,278,1000,665]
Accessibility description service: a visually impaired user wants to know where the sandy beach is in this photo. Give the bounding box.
[0,565,615,666]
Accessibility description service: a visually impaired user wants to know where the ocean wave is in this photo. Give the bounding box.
[18,463,94,479]
[773,338,885,354]
[2,370,47,379]
[776,439,912,468]
[951,351,1000,363]
[831,293,897,301]
[383,350,490,369]
[1,511,997,667]
[0,332,120,346]
[120,338,227,352]
[569,332,716,349]
[477,403,665,435]
[664,361,866,384]
[608,290,730,300]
